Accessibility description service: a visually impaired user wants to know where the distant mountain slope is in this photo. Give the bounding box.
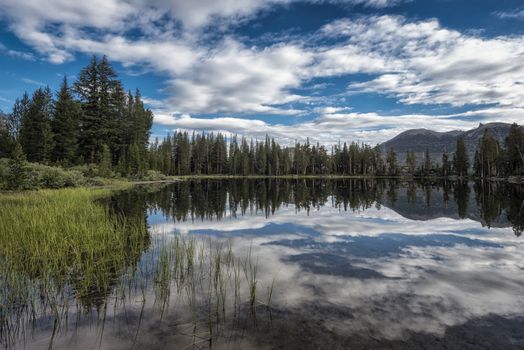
[381,122,516,164]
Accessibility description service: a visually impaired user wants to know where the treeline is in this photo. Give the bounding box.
[148,133,391,176]
[406,138,470,178]
[0,55,153,176]
[146,126,523,179]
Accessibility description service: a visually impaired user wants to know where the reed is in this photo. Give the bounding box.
[242,247,259,318]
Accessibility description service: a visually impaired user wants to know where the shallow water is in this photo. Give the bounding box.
[3,179,524,349]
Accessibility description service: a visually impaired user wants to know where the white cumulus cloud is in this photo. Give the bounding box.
[2,1,524,143]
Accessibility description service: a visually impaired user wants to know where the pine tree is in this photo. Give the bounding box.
[373,145,384,175]
[453,137,469,178]
[74,55,124,163]
[474,130,500,178]
[128,142,141,176]
[98,56,123,156]
[98,144,112,177]
[74,56,100,163]
[7,92,30,140]
[117,148,128,177]
[424,147,431,174]
[130,90,153,149]
[7,143,29,190]
[386,148,398,176]
[20,87,54,163]
[52,76,81,164]
[163,134,173,175]
[112,85,128,163]
[406,150,416,174]
[441,151,451,177]
[173,131,191,175]
[0,115,14,158]
[505,123,523,176]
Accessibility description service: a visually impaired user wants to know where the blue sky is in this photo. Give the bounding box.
[1,0,524,145]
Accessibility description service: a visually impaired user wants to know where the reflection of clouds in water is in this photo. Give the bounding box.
[251,242,524,340]
[341,245,524,338]
[149,201,524,340]
[149,202,515,242]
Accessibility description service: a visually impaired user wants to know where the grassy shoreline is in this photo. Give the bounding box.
[3,175,522,193]
[1,169,523,194]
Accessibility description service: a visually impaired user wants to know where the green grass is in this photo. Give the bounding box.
[0,188,147,278]
[0,188,149,346]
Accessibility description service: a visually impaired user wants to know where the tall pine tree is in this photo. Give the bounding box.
[52,76,82,164]
[74,56,100,163]
[453,137,469,178]
[505,123,523,176]
[74,55,123,163]
[20,87,54,163]
[7,92,30,141]
[474,130,500,178]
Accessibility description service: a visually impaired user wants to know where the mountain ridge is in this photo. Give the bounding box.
[381,122,518,164]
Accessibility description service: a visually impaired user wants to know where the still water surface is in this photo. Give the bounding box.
[4,179,524,349]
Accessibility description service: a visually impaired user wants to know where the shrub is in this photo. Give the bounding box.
[34,164,88,188]
[0,158,9,189]
[0,161,89,190]
[37,167,66,188]
[70,164,100,178]
[142,170,168,181]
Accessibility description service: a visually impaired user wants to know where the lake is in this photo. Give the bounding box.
[2,179,524,349]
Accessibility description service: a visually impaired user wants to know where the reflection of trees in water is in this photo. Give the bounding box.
[474,181,504,229]
[454,181,470,219]
[122,179,524,237]
[474,181,524,237]
[407,182,417,204]
[507,186,524,237]
[118,179,390,221]
[386,179,399,205]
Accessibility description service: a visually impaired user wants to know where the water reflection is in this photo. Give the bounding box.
[138,179,524,349]
[138,179,524,236]
[2,179,524,349]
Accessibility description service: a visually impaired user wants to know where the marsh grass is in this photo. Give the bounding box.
[148,235,275,345]
[0,189,276,349]
[0,188,149,348]
[0,188,146,276]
